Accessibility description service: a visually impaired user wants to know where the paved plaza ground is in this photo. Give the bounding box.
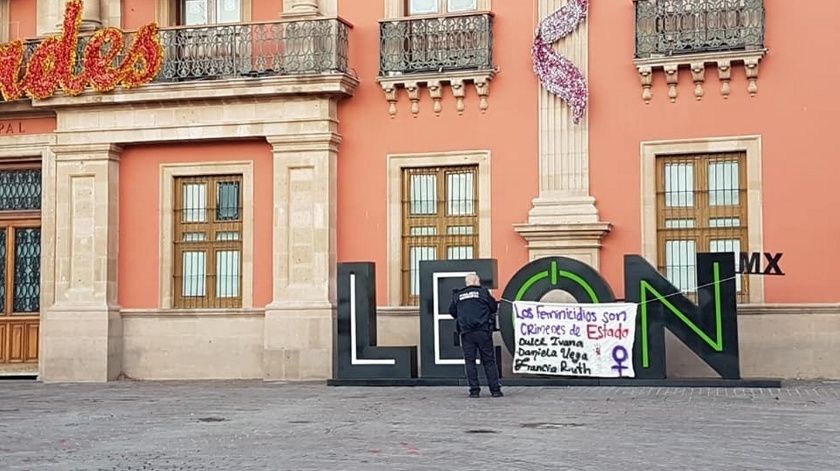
[0,380,838,470]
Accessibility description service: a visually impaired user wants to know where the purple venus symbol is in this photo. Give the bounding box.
[611,345,629,377]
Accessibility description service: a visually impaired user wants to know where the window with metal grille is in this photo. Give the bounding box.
[656,152,748,303]
[173,175,243,308]
[179,0,241,25]
[401,165,478,305]
[0,163,41,365]
[406,0,477,15]
[0,164,41,313]
[0,167,41,211]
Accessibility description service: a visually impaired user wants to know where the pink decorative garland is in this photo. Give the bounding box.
[532,0,589,124]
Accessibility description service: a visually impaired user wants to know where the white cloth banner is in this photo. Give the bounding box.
[513,301,638,378]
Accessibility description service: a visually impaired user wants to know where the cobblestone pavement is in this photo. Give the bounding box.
[1,380,838,471]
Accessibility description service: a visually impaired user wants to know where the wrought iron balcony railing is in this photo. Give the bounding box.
[154,18,349,81]
[635,0,764,58]
[379,12,494,76]
[10,18,349,97]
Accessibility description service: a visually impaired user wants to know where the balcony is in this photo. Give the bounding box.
[379,12,493,75]
[635,0,764,58]
[633,0,766,103]
[377,12,496,117]
[154,18,349,82]
[4,18,350,106]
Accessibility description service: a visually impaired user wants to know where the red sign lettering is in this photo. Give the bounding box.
[0,122,25,134]
[0,0,164,102]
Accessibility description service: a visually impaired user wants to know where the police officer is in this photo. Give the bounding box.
[448,273,503,398]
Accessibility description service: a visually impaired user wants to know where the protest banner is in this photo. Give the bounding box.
[513,301,637,378]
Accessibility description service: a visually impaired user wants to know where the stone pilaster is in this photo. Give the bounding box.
[284,0,320,17]
[282,0,334,73]
[514,0,610,267]
[80,0,102,31]
[40,143,121,382]
[37,0,62,35]
[38,0,102,35]
[263,132,340,380]
[0,0,9,43]
[100,0,122,29]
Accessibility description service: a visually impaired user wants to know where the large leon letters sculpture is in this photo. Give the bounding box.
[334,253,741,382]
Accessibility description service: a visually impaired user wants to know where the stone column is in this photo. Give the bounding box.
[281,0,328,73]
[284,0,320,16]
[80,0,103,31]
[514,0,610,268]
[0,0,9,42]
[39,0,101,35]
[263,130,340,380]
[100,0,122,28]
[37,0,62,35]
[40,144,121,382]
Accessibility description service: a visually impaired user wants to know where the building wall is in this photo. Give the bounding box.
[122,0,289,29]
[0,115,55,134]
[336,0,538,306]
[116,141,276,380]
[0,0,836,381]
[738,308,840,379]
[252,0,282,22]
[337,0,840,380]
[118,141,274,310]
[8,0,37,39]
[32,80,351,381]
[121,312,264,380]
[120,0,154,29]
[588,0,840,303]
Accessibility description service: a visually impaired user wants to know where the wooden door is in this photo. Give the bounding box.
[0,164,41,375]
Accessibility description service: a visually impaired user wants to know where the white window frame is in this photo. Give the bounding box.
[641,135,764,304]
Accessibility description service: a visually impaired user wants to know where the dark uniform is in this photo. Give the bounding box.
[448,284,502,397]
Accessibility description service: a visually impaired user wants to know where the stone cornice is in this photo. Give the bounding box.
[265,301,336,312]
[267,132,343,153]
[28,73,359,109]
[377,306,420,317]
[0,101,54,117]
[46,303,122,313]
[120,308,266,318]
[738,304,840,316]
[0,133,55,157]
[514,222,612,244]
[377,68,496,85]
[51,143,123,161]
[633,49,767,69]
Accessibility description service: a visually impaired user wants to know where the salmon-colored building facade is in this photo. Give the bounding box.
[0,0,837,381]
